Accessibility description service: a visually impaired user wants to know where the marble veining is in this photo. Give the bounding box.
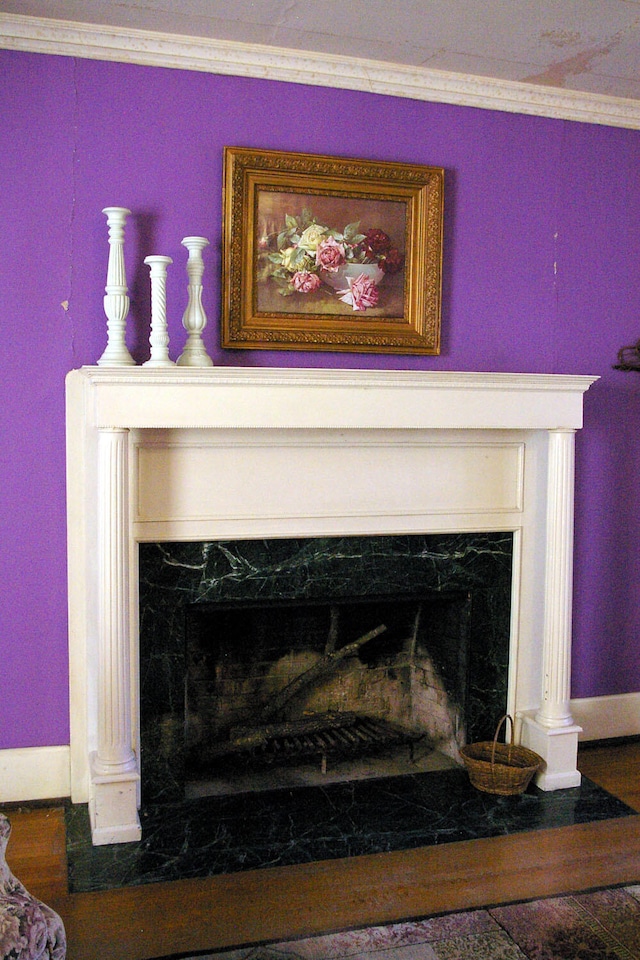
[65,770,635,893]
[139,533,513,806]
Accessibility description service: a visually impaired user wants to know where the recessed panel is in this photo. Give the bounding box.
[135,435,524,524]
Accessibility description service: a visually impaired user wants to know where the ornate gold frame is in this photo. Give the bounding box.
[221,147,444,355]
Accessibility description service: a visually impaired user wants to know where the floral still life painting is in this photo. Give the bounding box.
[257,197,406,317]
[222,148,444,355]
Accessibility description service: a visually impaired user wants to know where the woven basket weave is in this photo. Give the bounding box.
[460,715,543,796]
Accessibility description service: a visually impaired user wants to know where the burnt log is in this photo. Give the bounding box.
[260,623,387,721]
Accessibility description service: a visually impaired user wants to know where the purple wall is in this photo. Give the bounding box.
[2,49,640,751]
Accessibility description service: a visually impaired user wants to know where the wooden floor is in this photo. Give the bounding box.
[3,740,640,960]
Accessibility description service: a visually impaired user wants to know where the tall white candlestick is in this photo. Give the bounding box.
[98,207,135,367]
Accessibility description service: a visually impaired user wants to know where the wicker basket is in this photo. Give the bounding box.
[460,715,543,796]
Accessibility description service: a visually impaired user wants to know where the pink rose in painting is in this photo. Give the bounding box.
[315,236,346,272]
[339,272,380,311]
[291,270,322,293]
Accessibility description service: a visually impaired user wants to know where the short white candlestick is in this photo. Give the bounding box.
[143,255,174,367]
[177,236,213,367]
[97,207,135,367]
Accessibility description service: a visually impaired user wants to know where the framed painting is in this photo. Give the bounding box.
[221,147,444,355]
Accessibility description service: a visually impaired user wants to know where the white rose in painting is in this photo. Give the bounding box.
[298,223,328,252]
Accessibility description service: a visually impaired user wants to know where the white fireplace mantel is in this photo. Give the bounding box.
[66,366,597,845]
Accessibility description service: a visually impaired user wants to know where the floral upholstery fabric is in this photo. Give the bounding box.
[0,814,66,960]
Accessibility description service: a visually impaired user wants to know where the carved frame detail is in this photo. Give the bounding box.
[221,147,444,354]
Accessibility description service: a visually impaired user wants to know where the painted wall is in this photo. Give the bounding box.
[2,49,640,752]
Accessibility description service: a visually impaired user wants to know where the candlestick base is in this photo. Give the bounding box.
[176,340,214,367]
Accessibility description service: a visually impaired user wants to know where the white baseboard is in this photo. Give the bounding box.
[572,693,640,742]
[0,746,71,803]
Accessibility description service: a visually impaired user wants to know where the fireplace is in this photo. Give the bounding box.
[138,533,513,804]
[65,366,597,844]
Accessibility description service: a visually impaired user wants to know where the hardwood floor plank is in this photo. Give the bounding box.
[578,741,640,810]
[3,806,68,903]
[60,816,640,960]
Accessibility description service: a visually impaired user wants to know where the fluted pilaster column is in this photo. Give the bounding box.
[535,428,576,728]
[90,427,140,844]
[94,428,136,771]
[521,427,582,790]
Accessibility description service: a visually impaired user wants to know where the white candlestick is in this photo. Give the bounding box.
[98,207,135,367]
[177,236,213,367]
[143,255,174,367]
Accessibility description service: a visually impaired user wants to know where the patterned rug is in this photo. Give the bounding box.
[165,885,640,960]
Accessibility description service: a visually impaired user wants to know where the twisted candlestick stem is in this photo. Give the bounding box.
[98,207,135,367]
[177,236,213,367]
[143,256,174,367]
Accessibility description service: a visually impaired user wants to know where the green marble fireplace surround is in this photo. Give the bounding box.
[138,533,513,805]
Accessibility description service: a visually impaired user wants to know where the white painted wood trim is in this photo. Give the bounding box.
[2,13,640,131]
[76,366,598,432]
[0,746,71,803]
[572,693,640,742]
[66,367,595,840]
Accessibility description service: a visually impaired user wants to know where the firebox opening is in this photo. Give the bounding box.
[183,592,471,797]
[139,533,513,806]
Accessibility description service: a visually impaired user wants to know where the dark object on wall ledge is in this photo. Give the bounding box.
[614,340,640,370]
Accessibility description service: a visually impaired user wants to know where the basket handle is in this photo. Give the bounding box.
[490,714,515,773]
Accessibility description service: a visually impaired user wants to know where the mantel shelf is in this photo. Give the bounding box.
[70,366,598,432]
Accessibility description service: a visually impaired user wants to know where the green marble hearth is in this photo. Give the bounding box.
[64,772,635,893]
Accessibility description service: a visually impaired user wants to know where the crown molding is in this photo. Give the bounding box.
[2,12,640,130]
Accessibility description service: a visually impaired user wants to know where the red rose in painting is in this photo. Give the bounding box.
[381,247,404,274]
[363,228,391,258]
[315,236,346,272]
[291,270,322,293]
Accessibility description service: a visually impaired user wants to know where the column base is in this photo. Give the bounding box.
[519,711,583,791]
[89,753,141,845]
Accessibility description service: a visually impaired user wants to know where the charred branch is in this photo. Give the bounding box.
[259,623,387,722]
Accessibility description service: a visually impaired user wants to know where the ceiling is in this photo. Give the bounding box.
[2,0,640,118]
[3,0,640,100]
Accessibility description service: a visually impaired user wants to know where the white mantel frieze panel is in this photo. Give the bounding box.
[66,366,597,845]
[133,430,526,533]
